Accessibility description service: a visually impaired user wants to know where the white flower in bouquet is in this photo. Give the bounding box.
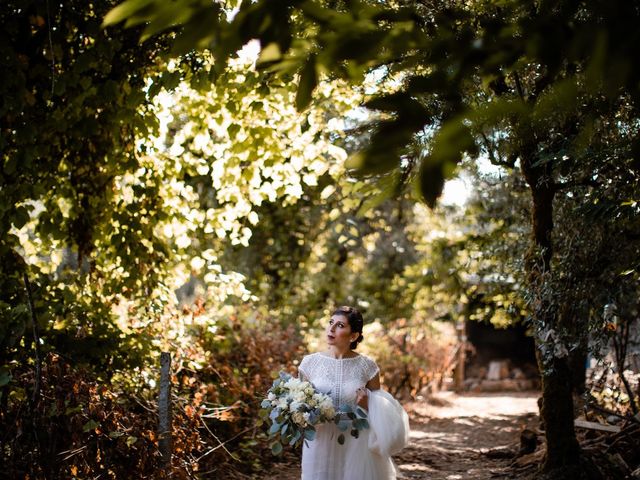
[284,377,302,389]
[321,403,336,419]
[294,390,310,404]
[291,411,307,427]
[260,371,368,455]
[276,397,289,411]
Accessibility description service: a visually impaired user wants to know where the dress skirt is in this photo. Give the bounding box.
[301,422,396,480]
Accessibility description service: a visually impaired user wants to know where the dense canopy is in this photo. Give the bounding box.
[1,0,638,478]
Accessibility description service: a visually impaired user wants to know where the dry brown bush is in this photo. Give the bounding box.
[360,319,457,400]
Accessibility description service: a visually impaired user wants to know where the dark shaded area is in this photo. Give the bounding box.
[466,320,537,368]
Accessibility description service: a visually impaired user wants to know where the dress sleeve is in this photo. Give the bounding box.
[298,354,311,381]
[365,356,380,382]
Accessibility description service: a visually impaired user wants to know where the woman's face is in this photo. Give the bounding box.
[326,314,358,349]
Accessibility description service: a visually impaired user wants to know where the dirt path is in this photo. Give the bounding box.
[262,391,540,479]
[396,391,539,479]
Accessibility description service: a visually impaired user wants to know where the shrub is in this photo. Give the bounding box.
[1,305,305,478]
[360,319,457,400]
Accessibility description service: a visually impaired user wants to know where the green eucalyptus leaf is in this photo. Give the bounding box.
[269,422,281,435]
[271,441,283,455]
[337,419,350,432]
[289,429,302,446]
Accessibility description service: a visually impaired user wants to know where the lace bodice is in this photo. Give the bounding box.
[298,352,379,407]
[298,352,399,479]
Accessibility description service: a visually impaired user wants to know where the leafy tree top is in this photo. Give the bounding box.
[104,0,640,206]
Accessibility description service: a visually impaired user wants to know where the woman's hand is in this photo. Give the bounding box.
[355,386,368,410]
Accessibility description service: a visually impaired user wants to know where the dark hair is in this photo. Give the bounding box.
[332,306,364,350]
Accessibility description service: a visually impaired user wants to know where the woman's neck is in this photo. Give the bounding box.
[326,346,356,359]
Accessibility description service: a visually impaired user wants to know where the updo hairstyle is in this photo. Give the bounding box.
[332,306,364,350]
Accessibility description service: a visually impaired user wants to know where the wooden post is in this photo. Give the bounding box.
[158,352,172,466]
[454,321,466,392]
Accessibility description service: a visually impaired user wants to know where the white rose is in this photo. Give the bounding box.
[320,403,335,419]
[326,407,336,419]
[292,411,306,427]
[320,397,333,409]
[284,378,302,390]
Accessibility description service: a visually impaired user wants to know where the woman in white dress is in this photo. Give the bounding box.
[298,306,408,480]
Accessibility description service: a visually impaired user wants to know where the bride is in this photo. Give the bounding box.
[298,306,409,480]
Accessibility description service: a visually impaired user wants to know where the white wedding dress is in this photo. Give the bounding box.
[298,353,409,480]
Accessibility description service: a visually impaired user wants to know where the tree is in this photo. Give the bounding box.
[104,0,640,475]
[0,4,372,474]
[0,0,178,372]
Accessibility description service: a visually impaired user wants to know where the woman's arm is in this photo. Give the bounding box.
[366,372,381,391]
[356,372,381,410]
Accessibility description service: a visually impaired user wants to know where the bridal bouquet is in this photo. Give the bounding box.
[260,372,368,454]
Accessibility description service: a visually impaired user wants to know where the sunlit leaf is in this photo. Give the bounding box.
[102,0,155,27]
[257,42,282,65]
[83,420,100,433]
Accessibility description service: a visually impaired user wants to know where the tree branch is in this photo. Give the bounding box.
[480,131,516,168]
[513,72,525,100]
[554,177,600,192]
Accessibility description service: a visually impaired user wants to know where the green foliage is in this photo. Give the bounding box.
[0,0,175,371]
[105,0,640,208]
[3,0,639,475]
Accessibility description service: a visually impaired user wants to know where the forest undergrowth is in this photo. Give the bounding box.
[1,309,459,479]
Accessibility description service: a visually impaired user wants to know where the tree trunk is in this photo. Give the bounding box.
[538,354,582,472]
[568,345,587,395]
[522,156,582,474]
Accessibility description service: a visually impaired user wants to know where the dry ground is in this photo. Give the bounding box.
[396,391,539,479]
[260,391,540,480]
